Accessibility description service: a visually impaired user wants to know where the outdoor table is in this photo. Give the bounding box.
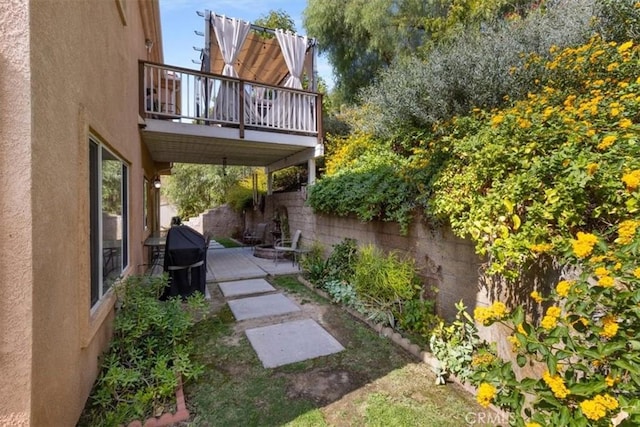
[144,234,166,268]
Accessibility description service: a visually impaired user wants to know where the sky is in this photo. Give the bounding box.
[159,0,334,88]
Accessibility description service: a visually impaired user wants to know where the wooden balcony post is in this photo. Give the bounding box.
[239,80,245,139]
[138,61,145,118]
[316,93,323,141]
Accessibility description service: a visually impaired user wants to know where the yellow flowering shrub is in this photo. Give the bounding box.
[420,36,640,277]
[457,231,640,426]
[476,382,497,408]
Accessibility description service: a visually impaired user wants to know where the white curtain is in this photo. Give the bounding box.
[275,29,307,89]
[270,30,309,130]
[212,14,250,122]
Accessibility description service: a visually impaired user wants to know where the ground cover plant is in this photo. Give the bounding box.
[301,239,440,341]
[184,275,485,426]
[79,275,207,426]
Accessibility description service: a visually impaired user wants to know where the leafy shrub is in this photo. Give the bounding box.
[352,244,420,326]
[463,228,640,426]
[323,238,358,283]
[423,36,640,277]
[80,275,207,426]
[397,298,440,337]
[595,0,640,42]
[430,301,496,385]
[358,0,597,137]
[299,242,327,285]
[308,134,417,234]
[323,279,365,313]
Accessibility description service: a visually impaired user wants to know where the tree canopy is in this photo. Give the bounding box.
[303,0,542,103]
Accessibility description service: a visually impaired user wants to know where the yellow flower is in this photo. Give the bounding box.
[618,41,633,54]
[507,335,520,352]
[472,353,496,366]
[616,219,639,244]
[600,315,619,339]
[581,399,607,421]
[634,267,640,278]
[581,394,619,421]
[491,301,508,318]
[491,114,504,127]
[596,394,619,410]
[541,315,558,330]
[605,375,618,387]
[517,323,527,336]
[525,423,542,427]
[543,371,570,399]
[586,163,599,175]
[530,243,553,253]
[572,232,599,258]
[530,290,543,303]
[598,276,615,287]
[474,306,493,325]
[518,118,532,129]
[476,383,497,408]
[607,62,619,72]
[622,170,640,191]
[597,134,617,150]
[556,280,572,297]
[619,118,633,128]
[595,266,609,277]
[547,306,562,318]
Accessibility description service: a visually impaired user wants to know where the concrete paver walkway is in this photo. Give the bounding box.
[205,248,345,368]
[206,247,301,282]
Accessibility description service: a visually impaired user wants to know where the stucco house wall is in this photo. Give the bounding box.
[0,1,160,424]
[0,2,33,425]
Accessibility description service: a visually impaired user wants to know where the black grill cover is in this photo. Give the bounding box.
[162,226,207,299]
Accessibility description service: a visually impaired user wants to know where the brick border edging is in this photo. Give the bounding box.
[126,376,190,427]
[296,275,507,417]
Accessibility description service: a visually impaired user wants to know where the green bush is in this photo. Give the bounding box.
[308,135,417,234]
[430,301,497,385]
[397,298,440,337]
[323,238,358,283]
[423,36,640,277]
[80,275,207,426]
[299,242,327,285]
[352,244,419,326]
[358,0,596,137]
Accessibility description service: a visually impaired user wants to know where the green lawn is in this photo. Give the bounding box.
[183,276,488,426]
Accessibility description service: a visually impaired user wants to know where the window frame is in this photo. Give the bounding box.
[89,136,130,309]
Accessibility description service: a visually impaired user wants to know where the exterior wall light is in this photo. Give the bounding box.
[153,176,161,189]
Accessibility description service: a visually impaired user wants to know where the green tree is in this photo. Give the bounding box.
[253,9,296,35]
[163,164,248,219]
[303,0,541,103]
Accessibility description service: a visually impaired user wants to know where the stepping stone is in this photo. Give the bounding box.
[227,293,300,321]
[219,278,276,298]
[246,319,345,368]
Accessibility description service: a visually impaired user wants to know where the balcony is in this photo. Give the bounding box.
[139,62,323,169]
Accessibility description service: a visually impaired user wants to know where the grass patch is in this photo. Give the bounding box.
[184,276,486,426]
[210,236,243,248]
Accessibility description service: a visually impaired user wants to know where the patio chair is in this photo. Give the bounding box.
[243,222,268,246]
[273,229,302,266]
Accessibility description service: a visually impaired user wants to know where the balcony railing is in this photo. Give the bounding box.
[139,61,322,137]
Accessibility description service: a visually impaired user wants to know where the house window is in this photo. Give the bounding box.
[90,138,129,307]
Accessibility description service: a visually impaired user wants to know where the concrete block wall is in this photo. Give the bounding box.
[263,192,485,321]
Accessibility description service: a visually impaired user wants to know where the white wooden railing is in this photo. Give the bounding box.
[140,62,322,137]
